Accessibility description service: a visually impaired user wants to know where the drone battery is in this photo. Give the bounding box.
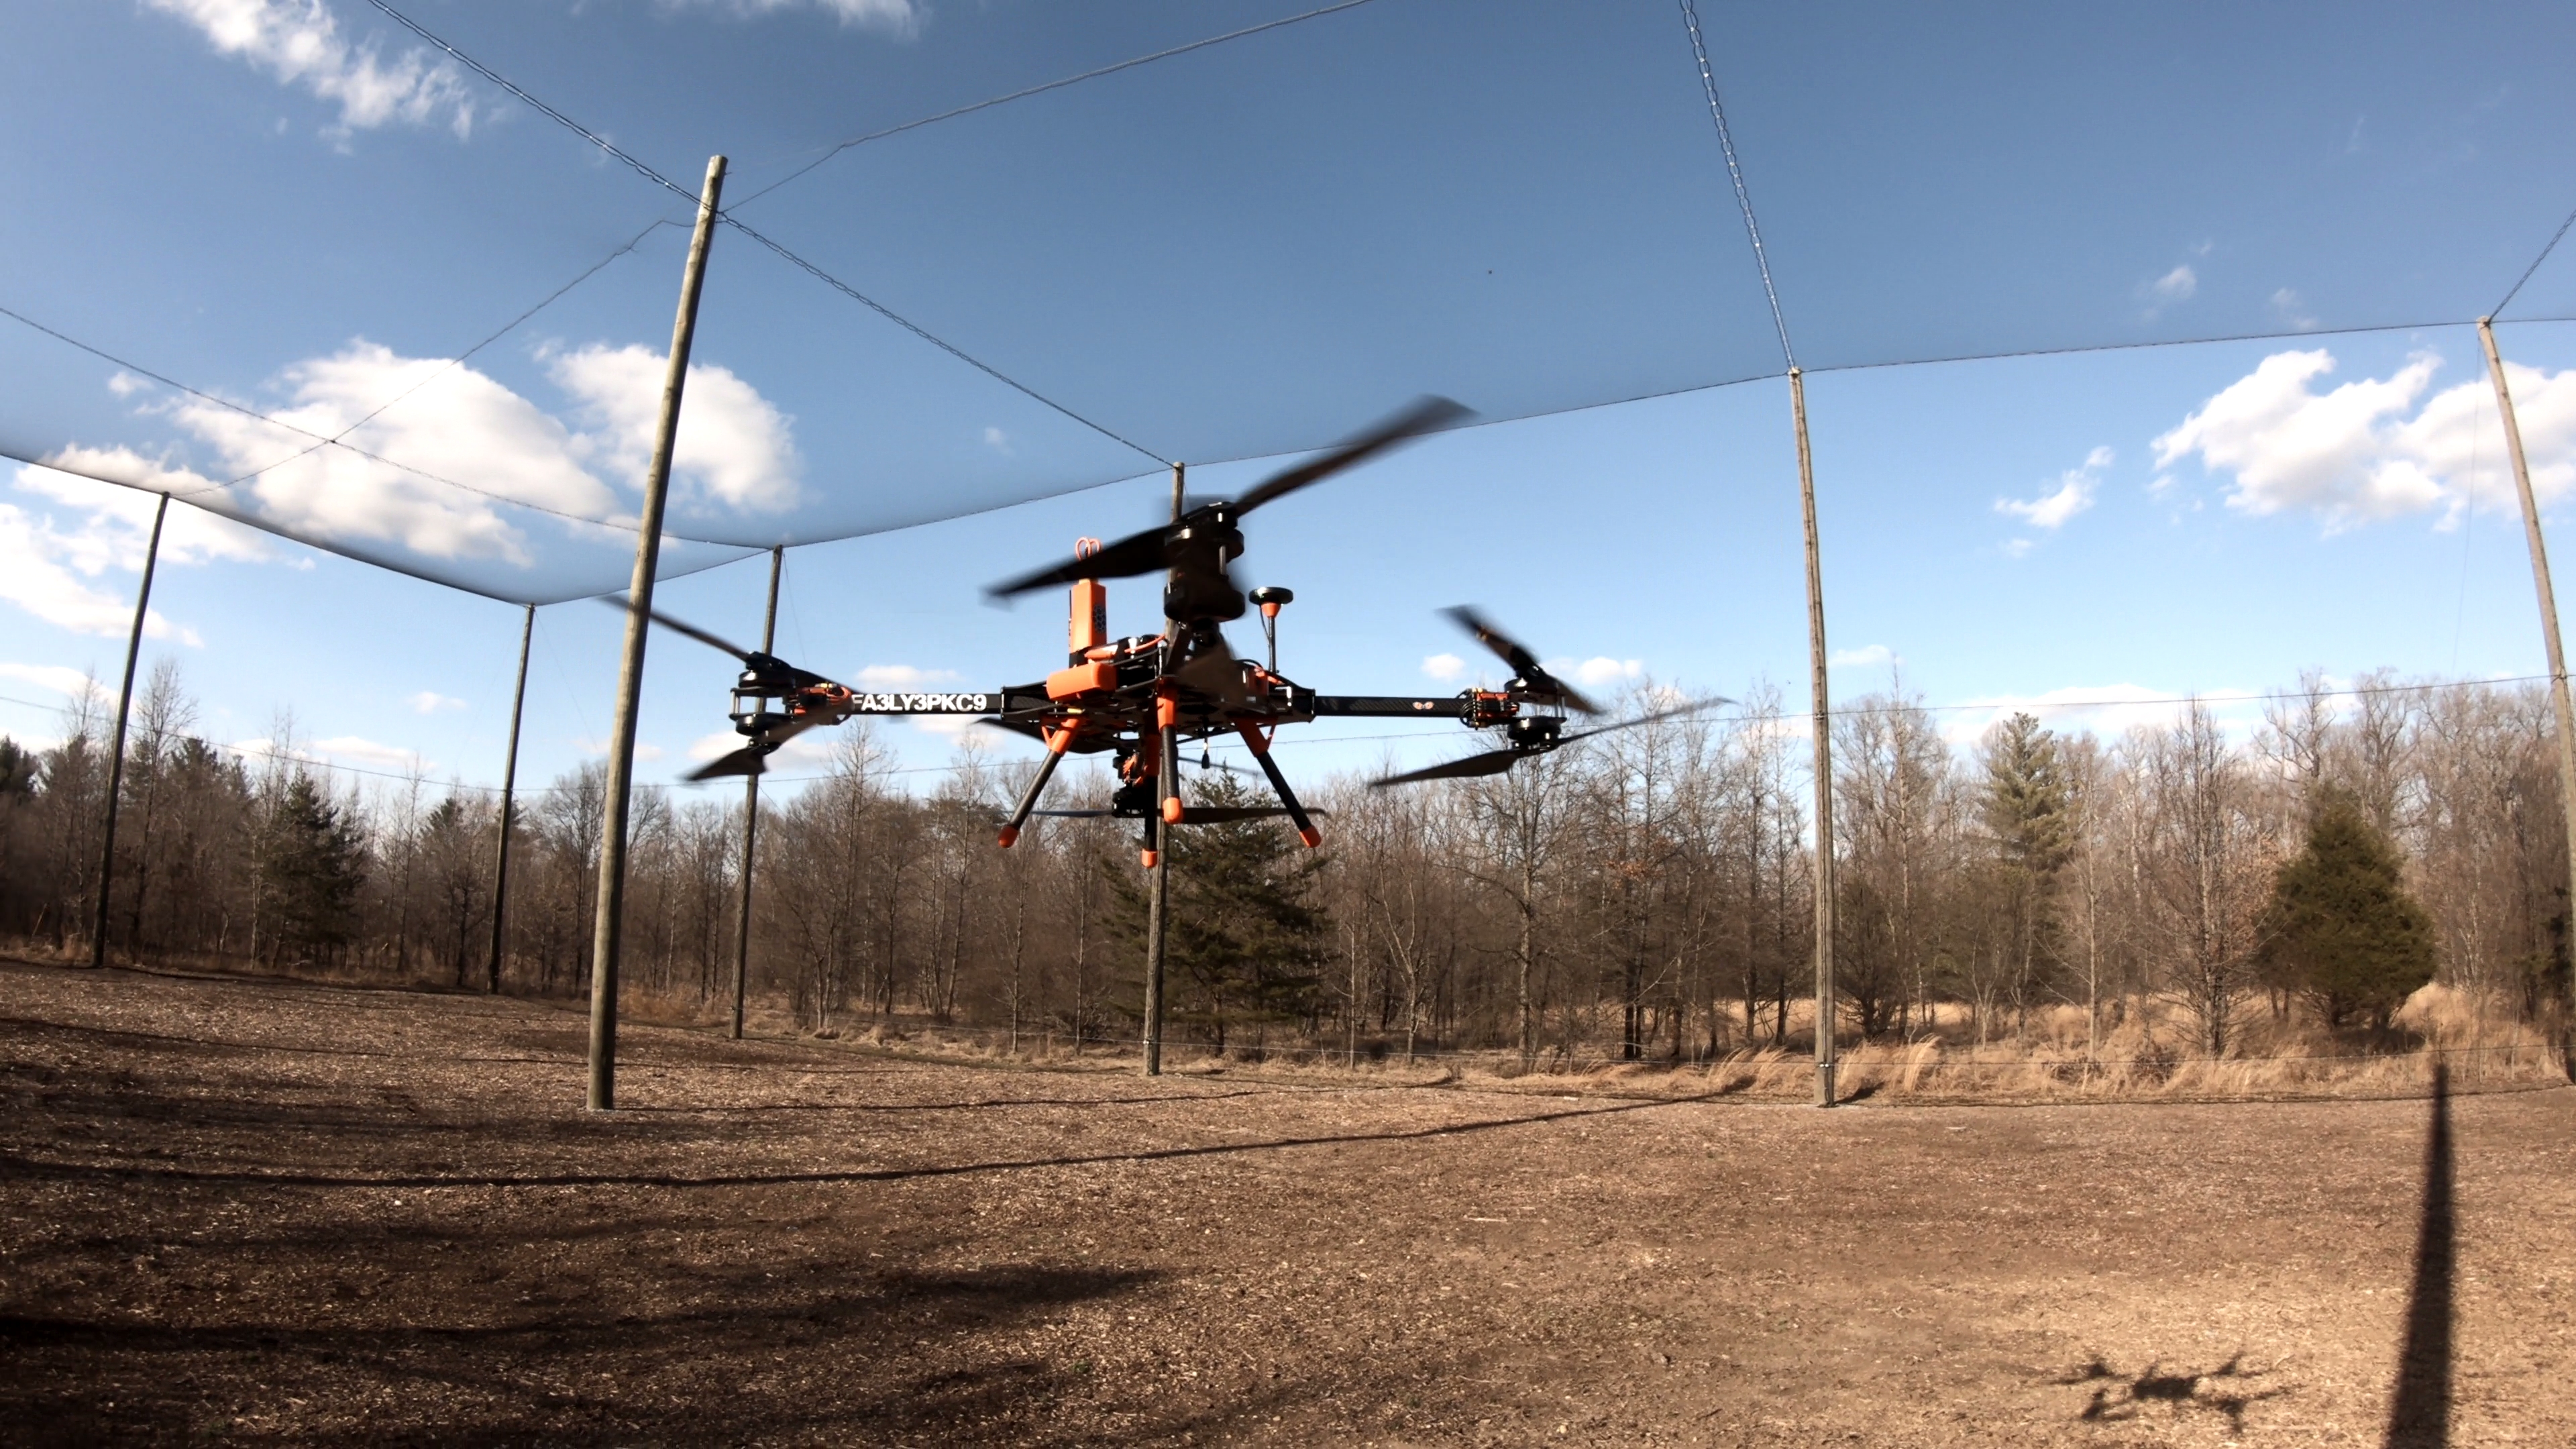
[1045,659,1118,701]
[1068,577,1108,658]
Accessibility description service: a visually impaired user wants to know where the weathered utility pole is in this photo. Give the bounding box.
[91,492,170,970]
[1790,367,1836,1107]
[1142,462,1183,1075]
[2479,318,2576,961]
[487,602,534,992]
[589,154,727,1112]
[730,545,784,1039]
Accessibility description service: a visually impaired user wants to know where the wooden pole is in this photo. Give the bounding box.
[90,491,170,970]
[1142,461,1183,1075]
[487,602,533,993]
[730,545,784,1039]
[1790,368,1837,1107]
[2479,319,2576,985]
[588,154,727,1112]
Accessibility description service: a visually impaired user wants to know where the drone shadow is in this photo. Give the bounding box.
[2057,1351,2283,1430]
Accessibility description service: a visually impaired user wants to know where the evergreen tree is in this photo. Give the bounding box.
[259,773,368,968]
[2261,786,2436,1029]
[1978,712,2072,1030]
[1109,772,1328,1053]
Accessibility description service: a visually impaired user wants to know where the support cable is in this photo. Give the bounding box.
[1676,0,1793,371]
[727,0,1389,209]
[362,0,1169,468]
[2493,199,2576,318]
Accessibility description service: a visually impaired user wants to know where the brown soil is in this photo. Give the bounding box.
[2,957,2569,1447]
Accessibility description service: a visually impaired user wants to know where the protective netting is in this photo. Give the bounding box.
[6,0,2575,603]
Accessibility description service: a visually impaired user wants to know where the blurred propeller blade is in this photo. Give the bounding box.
[1442,606,1601,715]
[683,718,815,782]
[599,595,755,663]
[1170,634,1254,706]
[1555,696,1735,746]
[984,522,1169,600]
[1367,749,1527,788]
[1234,396,1470,515]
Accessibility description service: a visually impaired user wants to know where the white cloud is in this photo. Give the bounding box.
[2151,266,2198,303]
[1829,644,1898,669]
[549,344,803,513]
[1573,657,1642,687]
[678,0,924,36]
[0,463,280,643]
[982,427,1014,456]
[851,663,960,689]
[1995,444,2114,553]
[145,0,478,138]
[167,343,614,564]
[1421,652,1464,682]
[1938,684,2260,746]
[1994,446,2110,534]
[2152,348,2575,529]
[684,727,837,772]
[2269,288,2320,331]
[0,662,103,701]
[407,690,465,714]
[108,372,150,398]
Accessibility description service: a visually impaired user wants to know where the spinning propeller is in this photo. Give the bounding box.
[600,596,826,782]
[984,395,1470,624]
[1365,697,1727,787]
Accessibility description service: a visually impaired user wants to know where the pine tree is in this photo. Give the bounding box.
[2261,786,2436,1030]
[259,773,368,969]
[1979,712,2072,1034]
[1109,773,1328,1053]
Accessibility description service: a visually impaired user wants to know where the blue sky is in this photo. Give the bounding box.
[5,1,2576,806]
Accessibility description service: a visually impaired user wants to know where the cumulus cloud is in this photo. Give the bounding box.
[2151,348,2575,530]
[235,732,434,775]
[138,341,798,567]
[1421,652,1464,682]
[0,463,279,643]
[0,661,103,702]
[2270,288,2320,331]
[2150,266,2198,303]
[549,344,803,514]
[145,0,479,137]
[168,343,614,564]
[407,690,464,714]
[1996,445,2111,535]
[1829,644,1898,669]
[1995,445,2110,554]
[1573,657,1642,687]
[678,0,924,36]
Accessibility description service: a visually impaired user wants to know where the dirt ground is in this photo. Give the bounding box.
[2,957,2569,1447]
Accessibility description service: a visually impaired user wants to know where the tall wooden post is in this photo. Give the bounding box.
[2479,319,2576,975]
[1142,462,1183,1075]
[90,492,170,970]
[487,602,534,992]
[1790,368,1837,1107]
[589,154,727,1112]
[730,545,784,1039]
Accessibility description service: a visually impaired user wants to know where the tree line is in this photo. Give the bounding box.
[1,661,2567,1069]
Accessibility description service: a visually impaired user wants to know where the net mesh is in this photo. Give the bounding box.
[6,0,2575,603]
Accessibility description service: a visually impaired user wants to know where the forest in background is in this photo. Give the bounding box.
[2,660,2569,1086]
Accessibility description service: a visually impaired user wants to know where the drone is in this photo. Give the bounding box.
[633,397,1717,865]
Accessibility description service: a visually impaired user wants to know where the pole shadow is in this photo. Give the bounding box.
[2384,1062,2453,1448]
